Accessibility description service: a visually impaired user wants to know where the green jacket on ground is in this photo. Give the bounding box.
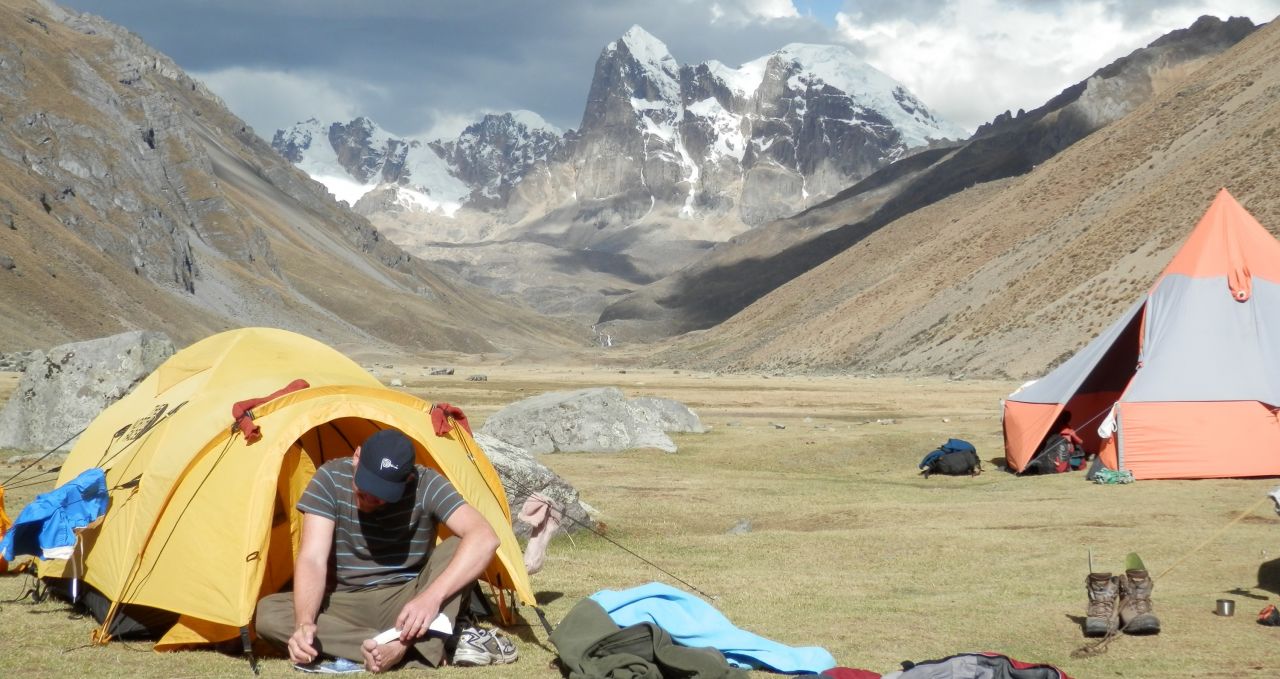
[549,597,749,679]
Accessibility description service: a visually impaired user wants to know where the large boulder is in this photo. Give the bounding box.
[479,386,704,454]
[474,432,597,536]
[0,331,175,451]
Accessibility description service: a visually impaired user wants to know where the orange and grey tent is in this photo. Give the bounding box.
[38,327,534,650]
[1004,189,1280,480]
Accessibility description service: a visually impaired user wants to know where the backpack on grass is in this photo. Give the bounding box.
[1021,434,1085,475]
[919,439,981,478]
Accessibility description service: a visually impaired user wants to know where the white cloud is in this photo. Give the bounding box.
[836,0,1280,134]
[710,0,800,25]
[191,67,382,137]
[409,110,493,142]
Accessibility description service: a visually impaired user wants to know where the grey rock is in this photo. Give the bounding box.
[389,377,404,387]
[480,386,704,454]
[0,351,37,372]
[727,518,752,535]
[0,331,175,451]
[0,254,14,270]
[430,367,454,376]
[629,396,705,434]
[466,374,487,382]
[473,432,597,536]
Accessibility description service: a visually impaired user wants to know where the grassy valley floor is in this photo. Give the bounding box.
[1,365,1277,678]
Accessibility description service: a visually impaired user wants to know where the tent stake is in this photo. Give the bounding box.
[240,626,259,675]
[534,606,554,636]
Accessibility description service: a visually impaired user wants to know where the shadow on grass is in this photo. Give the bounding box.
[1224,587,1268,601]
[1256,558,1280,596]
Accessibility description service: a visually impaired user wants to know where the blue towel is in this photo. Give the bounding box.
[1,468,108,561]
[589,582,836,674]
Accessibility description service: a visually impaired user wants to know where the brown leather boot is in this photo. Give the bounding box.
[1119,569,1161,634]
[1084,572,1119,637]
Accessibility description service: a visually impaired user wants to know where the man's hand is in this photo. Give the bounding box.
[395,592,443,643]
[288,621,319,665]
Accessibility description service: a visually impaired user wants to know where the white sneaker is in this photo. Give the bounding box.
[489,630,518,665]
[451,627,518,666]
[452,627,494,666]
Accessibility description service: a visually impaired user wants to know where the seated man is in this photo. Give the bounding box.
[256,429,499,673]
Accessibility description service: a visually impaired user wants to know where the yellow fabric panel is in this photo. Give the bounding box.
[154,364,209,396]
[155,615,238,650]
[1,486,10,536]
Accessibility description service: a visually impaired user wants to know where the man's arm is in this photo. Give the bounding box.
[288,512,335,664]
[395,504,499,642]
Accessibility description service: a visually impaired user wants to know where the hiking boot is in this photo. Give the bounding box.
[1084,572,1119,637]
[1119,569,1161,634]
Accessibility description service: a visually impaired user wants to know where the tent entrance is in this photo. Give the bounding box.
[1059,306,1143,455]
[152,417,382,650]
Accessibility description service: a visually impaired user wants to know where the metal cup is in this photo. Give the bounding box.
[1215,598,1235,616]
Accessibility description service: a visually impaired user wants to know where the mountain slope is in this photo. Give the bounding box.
[599,15,1258,340]
[656,16,1280,378]
[0,0,582,354]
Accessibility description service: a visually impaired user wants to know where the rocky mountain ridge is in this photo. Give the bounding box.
[279,27,962,232]
[0,0,582,355]
[273,25,962,324]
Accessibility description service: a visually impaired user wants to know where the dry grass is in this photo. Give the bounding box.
[2,366,1279,678]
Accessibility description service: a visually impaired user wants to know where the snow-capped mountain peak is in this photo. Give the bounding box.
[704,59,767,98]
[279,26,965,228]
[614,25,676,67]
[683,43,967,149]
[271,117,470,214]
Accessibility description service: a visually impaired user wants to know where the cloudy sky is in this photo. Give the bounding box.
[60,0,1280,141]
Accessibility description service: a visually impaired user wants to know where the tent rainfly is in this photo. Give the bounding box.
[38,327,534,649]
[1004,189,1280,480]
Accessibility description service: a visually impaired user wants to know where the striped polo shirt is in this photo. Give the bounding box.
[297,457,466,590]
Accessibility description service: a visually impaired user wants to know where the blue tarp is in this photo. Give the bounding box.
[590,581,837,674]
[1,468,108,561]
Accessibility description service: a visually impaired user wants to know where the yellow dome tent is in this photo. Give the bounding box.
[39,327,534,652]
